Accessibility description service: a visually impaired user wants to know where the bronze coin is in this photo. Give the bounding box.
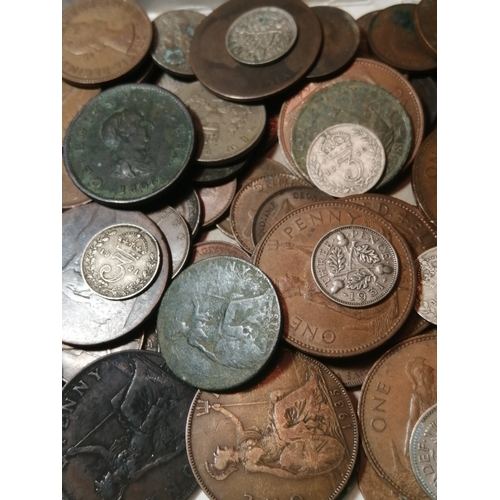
[191,241,251,264]
[414,0,437,56]
[191,155,251,186]
[62,0,153,85]
[367,4,437,72]
[409,74,437,133]
[197,178,238,228]
[186,348,358,500]
[411,129,437,226]
[359,333,437,500]
[355,11,380,60]
[166,183,202,238]
[189,0,322,102]
[306,6,360,80]
[252,201,416,357]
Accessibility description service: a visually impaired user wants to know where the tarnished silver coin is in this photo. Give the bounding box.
[157,256,281,390]
[311,225,399,308]
[415,247,437,325]
[225,6,298,65]
[306,124,386,197]
[81,223,161,300]
[410,404,437,500]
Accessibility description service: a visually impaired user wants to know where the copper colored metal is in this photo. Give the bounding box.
[197,178,238,228]
[415,0,437,56]
[355,11,380,60]
[358,446,401,499]
[191,241,250,264]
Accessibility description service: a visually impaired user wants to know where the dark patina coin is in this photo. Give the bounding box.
[169,184,202,238]
[64,83,195,205]
[191,155,251,186]
[156,256,281,391]
[415,0,437,56]
[62,350,198,500]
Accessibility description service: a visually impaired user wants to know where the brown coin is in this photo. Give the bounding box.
[169,184,202,238]
[197,178,238,228]
[412,129,437,226]
[359,333,437,500]
[252,201,416,357]
[189,0,322,102]
[355,11,380,60]
[62,0,153,85]
[306,7,360,80]
[230,173,309,254]
[409,74,437,133]
[191,241,250,264]
[415,0,437,56]
[367,4,437,72]
[187,347,358,500]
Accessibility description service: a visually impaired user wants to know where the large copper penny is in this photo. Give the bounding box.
[359,333,436,500]
[358,446,401,499]
[62,0,153,85]
[189,0,322,102]
[415,0,437,56]
[187,348,358,500]
[197,178,238,228]
[191,241,251,264]
[252,201,416,357]
[355,11,380,60]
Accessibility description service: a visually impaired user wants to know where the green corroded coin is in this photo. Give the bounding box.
[157,256,281,390]
[63,84,195,205]
[291,80,412,190]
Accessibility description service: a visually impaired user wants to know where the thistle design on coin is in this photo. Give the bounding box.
[81,223,160,300]
[312,225,398,307]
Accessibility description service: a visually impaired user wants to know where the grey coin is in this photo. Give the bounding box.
[225,6,298,65]
[62,203,170,345]
[191,154,251,186]
[311,225,399,308]
[170,184,202,238]
[146,205,191,278]
[177,81,266,165]
[62,350,198,500]
[306,123,386,197]
[81,224,161,300]
[409,404,437,500]
[154,69,190,95]
[151,10,206,77]
[157,256,281,390]
[191,241,251,264]
[415,247,437,325]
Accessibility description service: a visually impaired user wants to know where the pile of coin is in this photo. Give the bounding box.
[62,1,437,499]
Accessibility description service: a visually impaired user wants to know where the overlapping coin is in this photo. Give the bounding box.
[415,246,437,325]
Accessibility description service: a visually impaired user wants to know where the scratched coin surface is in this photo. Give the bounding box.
[187,348,358,500]
[415,247,437,325]
[306,124,386,197]
[225,6,297,65]
[62,0,153,85]
[62,350,198,500]
[156,256,281,391]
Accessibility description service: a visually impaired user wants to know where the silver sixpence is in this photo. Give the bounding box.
[311,225,399,308]
[306,124,386,197]
[415,246,437,324]
[410,404,437,499]
[81,224,160,300]
[225,6,298,65]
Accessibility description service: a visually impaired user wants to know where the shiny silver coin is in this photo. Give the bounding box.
[311,225,399,308]
[225,6,298,65]
[306,123,386,197]
[415,246,437,325]
[81,223,161,300]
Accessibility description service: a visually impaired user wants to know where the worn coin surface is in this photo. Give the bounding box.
[306,124,386,197]
[191,154,251,186]
[169,184,202,238]
[359,333,437,500]
[409,74,437,133]
[187,348,358,500]
[62,350,198,500]
[415,0,437,56]
[415,247,437,325]
[355,11,380,60]
[198,179,238,228]
[157,256,281,390]
[409,404,437,499]
[64,84,195,205]
[154,67,190,94]
[62,0,153,85]
[191,241,251,264]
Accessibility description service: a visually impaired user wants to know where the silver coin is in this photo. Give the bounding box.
[81,223,161,300]
[409,404,437,499]
[306,123,386,197]
[154,69,190,95]
[311,225,399,308]
[415,246,437,325]
[225,6,298,65]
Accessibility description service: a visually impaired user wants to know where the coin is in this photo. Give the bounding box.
[355,11,380,60]
[169,184,202,238]
[225,7,298,65]
[62,0,153,85]
[191,154,251,186]
[415,0,437,56]
[157,256,281,390]
[189,0,322,102]
[306,123,386,197]
[358,446,401,499]
[191,241,251,264]
[154,67,190,94]
[409,404,437,499]
[151,10,206,77]
[62,350,198,500]
[187,348,358,500]
[197,179,238,228]
[64,84,195,205]
[409,74,437,133]
[415,247,437,325]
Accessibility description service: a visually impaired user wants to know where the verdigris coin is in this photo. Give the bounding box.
[63,84,195,205]
[157,256,281,390]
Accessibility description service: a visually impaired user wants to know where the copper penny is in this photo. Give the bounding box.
[415,0,437,56]
[252,201,416,357]
[409,74,437,133]
[191,155,252,186]
[367,4,437,72]
[187,347,358,500]
[359,333,437,500]
[191,241,250,264]
[169,184,202,238]
[62,0,153,85]
[412,128,437,226]
[197,178,238,228]
[189,0,322,102]
[355,11,380,60]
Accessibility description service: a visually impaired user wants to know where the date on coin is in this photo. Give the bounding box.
[81,223,160,300]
